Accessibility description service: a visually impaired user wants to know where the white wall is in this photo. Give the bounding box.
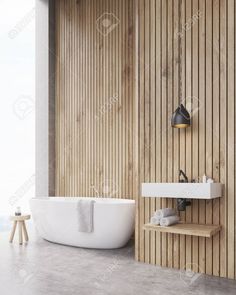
[0,0,35,227]
[35,0,49,197]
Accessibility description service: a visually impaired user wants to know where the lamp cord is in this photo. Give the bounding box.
[179,0,183,103]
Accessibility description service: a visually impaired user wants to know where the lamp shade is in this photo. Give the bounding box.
[171,104,190,128]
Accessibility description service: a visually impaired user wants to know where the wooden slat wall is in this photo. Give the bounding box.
[55,0,135,199]
[54,0,236,279]
[135,0,236,279]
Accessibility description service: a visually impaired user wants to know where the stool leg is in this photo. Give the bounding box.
[9,221,17,243]
[22,221,29,242]
[18,221,23,245]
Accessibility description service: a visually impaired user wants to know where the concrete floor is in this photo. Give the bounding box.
[0,227,236,295]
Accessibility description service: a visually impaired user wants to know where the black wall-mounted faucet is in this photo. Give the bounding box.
[179,169,188,183]
[177,169,191,211]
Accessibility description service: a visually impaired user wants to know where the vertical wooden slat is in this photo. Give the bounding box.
[161,0,168,268]
[150,0,156,265]
[167,0,173,269]
[120,0,124,199]
[72,0,76,196]
[198,0,206,274]
[185,0,192,270]
[69,0,72,196]
[144,0,150,264]
[179,0,186,270]
[192,0,199,273]
[235,0,236,281]
[117,0,121,199]
[227,0,235,280]
[74,0,77,196]
[134,0,140,261]
[59,0,63,195]
[82,0,85,197]
[212,0,220,277]
[103,0,107,199]
[91,0,95,198]
[64,0,68,195]
[173,0,180,270]
[55,2,59,195]
[155,0,162,266]
[64,0,68,196]
[79,0,84,198]
[205,0,213,276]
[88,0,91,197]
[219,0,227,278]
[139,0,145,263]
[128,0,134,200]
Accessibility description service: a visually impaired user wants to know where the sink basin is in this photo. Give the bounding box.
[141,183,223,199]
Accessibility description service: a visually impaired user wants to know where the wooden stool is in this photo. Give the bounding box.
[9,215,31,245]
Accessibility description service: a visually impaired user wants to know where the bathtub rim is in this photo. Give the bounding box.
[30,196,135,205]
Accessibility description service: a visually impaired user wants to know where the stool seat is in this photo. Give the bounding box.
[9,214,31,245]
[10,215,31,221]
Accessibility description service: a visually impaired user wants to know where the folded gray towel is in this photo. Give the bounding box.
[160,215,180,226]
[150,216,161,225]
[155,208,176,218]
[77,200,95,232]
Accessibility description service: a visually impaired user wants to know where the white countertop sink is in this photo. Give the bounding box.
[141,183,223,199]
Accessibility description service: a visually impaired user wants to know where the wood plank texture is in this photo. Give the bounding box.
[54,0,236,279]
[55,0,135,199]
[135,0,236,279]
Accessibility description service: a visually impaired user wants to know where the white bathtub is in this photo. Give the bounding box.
[30,197,135,249]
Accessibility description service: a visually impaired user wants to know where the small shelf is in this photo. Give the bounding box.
[143,223,221,238]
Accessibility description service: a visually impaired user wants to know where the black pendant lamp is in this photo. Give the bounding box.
[171,104,191,128]
[171,1,191,129]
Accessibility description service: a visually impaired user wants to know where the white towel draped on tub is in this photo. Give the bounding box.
[155,208,176,218]
[160,215,180,227]
[77,200,95,233]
